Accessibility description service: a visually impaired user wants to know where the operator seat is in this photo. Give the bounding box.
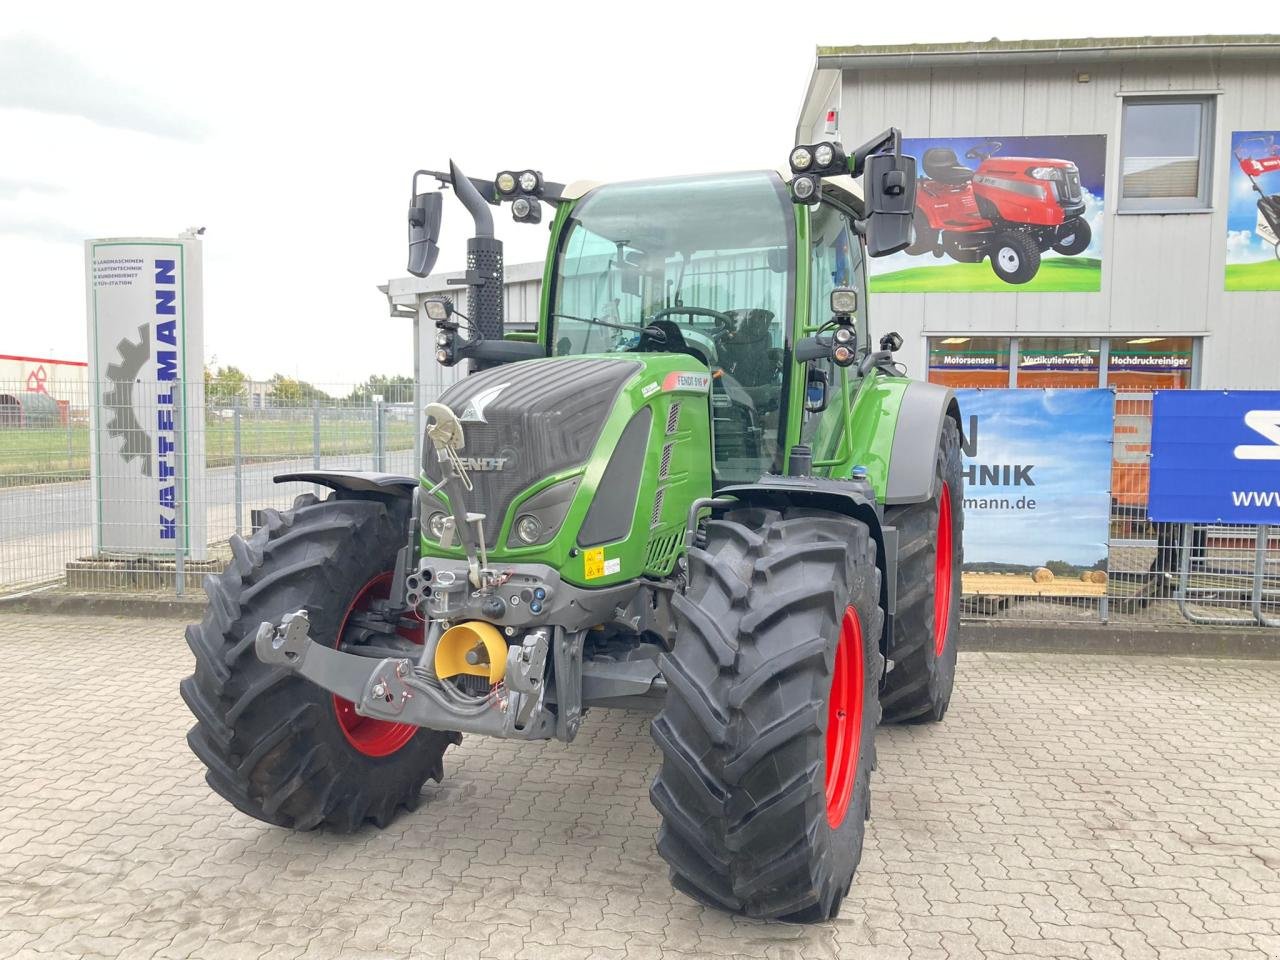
[922,147,974,185]
[720,309,782,416]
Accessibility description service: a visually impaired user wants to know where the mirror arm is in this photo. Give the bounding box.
[848,127,903,176]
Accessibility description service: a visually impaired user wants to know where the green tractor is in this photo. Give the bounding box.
[181,130,963,921]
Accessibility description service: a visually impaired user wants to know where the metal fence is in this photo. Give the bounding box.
[0,379,418,597]
[2,378,1277,628]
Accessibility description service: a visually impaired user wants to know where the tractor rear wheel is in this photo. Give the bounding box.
[650,507,884,920]
[989,230,1040,283]
[181,494,460,831]
[880,416,963,724]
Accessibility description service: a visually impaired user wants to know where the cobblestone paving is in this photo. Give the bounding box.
[2,613,1279,959]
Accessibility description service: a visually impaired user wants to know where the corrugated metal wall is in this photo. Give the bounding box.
[815,56,1280,389]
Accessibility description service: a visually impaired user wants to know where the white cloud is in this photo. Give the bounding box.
[0,35,205,141]
[1226,227,1268,264]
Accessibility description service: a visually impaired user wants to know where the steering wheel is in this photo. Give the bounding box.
[646,305,736,343]
[964,139,1002,161]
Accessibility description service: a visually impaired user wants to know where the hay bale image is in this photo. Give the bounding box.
[1089,570,1108,585]
[1031,567,1054,583]
[1080,572,1093,582]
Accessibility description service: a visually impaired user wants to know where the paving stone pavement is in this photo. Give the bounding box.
[2,612,1279,959]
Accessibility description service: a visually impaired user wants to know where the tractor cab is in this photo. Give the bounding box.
[546,171,797,484]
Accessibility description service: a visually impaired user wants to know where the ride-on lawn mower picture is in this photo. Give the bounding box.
[180,131,967,921]
[901,134,1102,286]
[1235,134,1280,260]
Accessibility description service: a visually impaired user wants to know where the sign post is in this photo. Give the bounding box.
[85,237,206,559]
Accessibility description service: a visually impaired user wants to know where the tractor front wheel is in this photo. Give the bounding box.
[1052,217,1092,256]
[181,494,460,831]
[650,507,884,920]
[880,416,963,724]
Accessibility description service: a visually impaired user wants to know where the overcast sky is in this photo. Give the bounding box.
[0,2,1253,384]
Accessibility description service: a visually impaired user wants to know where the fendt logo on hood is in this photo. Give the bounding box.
[456,456,509,472]
[458,382,510,423]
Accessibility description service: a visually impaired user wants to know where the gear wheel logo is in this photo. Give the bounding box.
[102,323,152,477]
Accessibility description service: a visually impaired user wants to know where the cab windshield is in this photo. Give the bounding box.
[549,172,794,482]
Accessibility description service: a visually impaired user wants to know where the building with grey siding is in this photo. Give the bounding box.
[796,34,1280,393]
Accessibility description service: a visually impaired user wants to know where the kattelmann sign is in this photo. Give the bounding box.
[1149,390,1280,524]
[85,237,207,558]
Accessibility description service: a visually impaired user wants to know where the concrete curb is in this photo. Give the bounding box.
[2,591,1276,657]
[962,621,1280,659]
[0,591,207,619]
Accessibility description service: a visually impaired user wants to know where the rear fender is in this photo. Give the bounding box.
[273,470,416,501]
[884,383,961,506]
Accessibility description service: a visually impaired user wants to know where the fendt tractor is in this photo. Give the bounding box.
[181,130,964,921]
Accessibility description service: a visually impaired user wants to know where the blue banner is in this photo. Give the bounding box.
[956,388,1112,570]
[1149,390,1280,524]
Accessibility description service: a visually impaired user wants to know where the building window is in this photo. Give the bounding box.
[1016,337,1102,388]
[1119,97,1215,211]
[926,337,1011,387]
[1106,336,1194,390]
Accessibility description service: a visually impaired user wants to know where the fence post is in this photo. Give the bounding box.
[373,395,386,471]
[173,379,186,598]
[233,396,243,538]
[65,415,73,473]
[1251,524,1270,627]
[312,399,321,469]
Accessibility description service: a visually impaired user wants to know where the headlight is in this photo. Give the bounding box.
[833,344,855,366]
[435,348,450,364]
[1027,166,1063,181]
[790,146,813,171]
[518,170,539,193]
[833,325,855,344]
[427,512,447,539]
[830,288,858,315]
[814,143,835,168]
[424,298,452,322]
[496,171,517,194]
[515,515,542,544]
[512,197,532,219]
[792,175,817,201]
[435,331,450,347]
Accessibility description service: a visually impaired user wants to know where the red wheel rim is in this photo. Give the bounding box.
[933,482,954,658]
[332,572,421,758]
[825,607,864,829]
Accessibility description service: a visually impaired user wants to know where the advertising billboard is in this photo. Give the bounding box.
[1226,131,1280,291]
[957,388,1112,593]
[870,134,1106,293]
[1149,391,1280,524]
[86,238,206,558]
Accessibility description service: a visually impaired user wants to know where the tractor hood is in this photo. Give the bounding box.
[420,353,714,587]
[423,357,641,545]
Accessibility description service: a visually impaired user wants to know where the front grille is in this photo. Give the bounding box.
[424,357,640,544]
[650,487,666,528]
[1060,170,1083,204]
[666,403,681,435]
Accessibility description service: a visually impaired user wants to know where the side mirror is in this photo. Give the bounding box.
[864,152,917,258]
[407,192,443,278]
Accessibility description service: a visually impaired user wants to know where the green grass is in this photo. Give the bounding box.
[870,256,1102,293]
[1,418,416,487]
[1225,259,1280,291]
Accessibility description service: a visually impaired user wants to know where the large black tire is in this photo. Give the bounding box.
[989,230,1040,284]
[180,494,460,831]
[1051,216,1091,256]
[880,417,963,724]
[650,507,884,921]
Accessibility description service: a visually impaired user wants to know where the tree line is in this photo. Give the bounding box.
[204,366,415,406]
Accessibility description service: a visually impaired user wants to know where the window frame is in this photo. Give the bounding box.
[1117,94,1217,214]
